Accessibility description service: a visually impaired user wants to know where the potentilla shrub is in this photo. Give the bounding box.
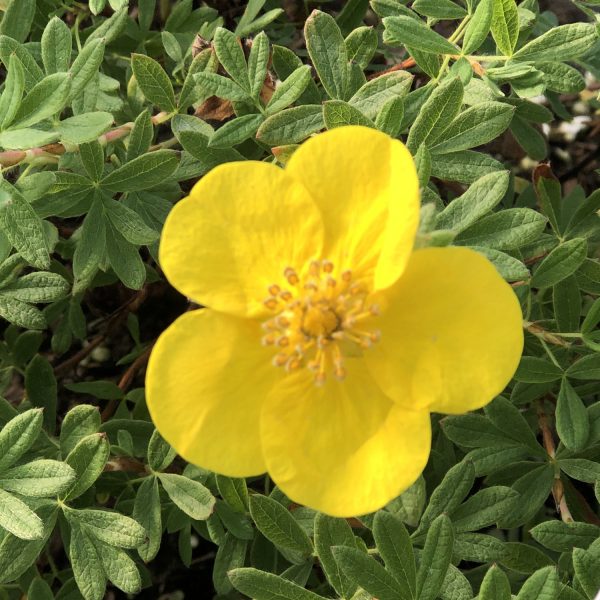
[0,0,599,599]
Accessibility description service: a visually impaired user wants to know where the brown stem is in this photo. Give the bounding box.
[0,112,171,167]
[100,343,154,422]
[537,400,574,523]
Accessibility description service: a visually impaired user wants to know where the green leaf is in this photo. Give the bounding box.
[86,6,128,46]
[472,247,530,281]
[66,507,146,549]
[59,405,100,456]
[41,16,71,74]
[536,63,585,94]
[376,96,405,137]
[573,546,600,599]
[194,70,249,101]
[248,31,270,100]
[498,465,555,528]
[159,473,215,520]
[479,565,511,600]
[484,397,541,453]
[216,475,249,512]
[0,128,59,149]
[430,150,502,183]
[131,54,176,112]
[229,568,328,600]
[513,23,598,62]
[68,520,107,600]
[499,542,554,574]
[0,504,57,584]
[455,208,547,251]
[463,0,494,54]
[515,567,559,600]
[491,0,519,56]
[349,71,412,119]
[73,197,106,293]
[0,54,25,130]
[0,459,75,497]
[0,488,43,540]
[79,140,105,182]
[451,486,519,532]
[514,357,563,383]
[105,224,145,290]
[413,0,466,19]
[133,476,162,562]
[266,66,312,115]
[0,0,35,43]
[213,533,248,594]
[417,460,475,534]
[65,380,122,400]
[105,199,159,245]
[101,150,178,192]
[416,514,454,600]
[11,73,71,129]
[63,433,110,500]
[559,458,600,484]
[333,545,406,600]
[96,540,142,595]
[0,295,40,329]
[530,520,600,552]
[2,272,69,302]
[24,354,57,430]
[27,579,54,600]
[436,171,509,233]
[305,10,348,100]
[213,27,249,90]
[57,112,113,144]
[556,378,589,452]
[531,238,588,288]
[257,105,324,145]
[147,429,176,472]
[177,129,244,174]
[431,102,514,154]
[407,77,464,153]
[0,35,43,91]
[127,110,154,162]
[346,26,378,70]
[69,38,105,101]
[0,408,43,472]
[314,513,358,599]
[566,354,600,380]
[373,511,415,597]
[454,533,505,563]
[0,181,50,269]
[553,275,581,333]
[209,114,263,148]
[510,115,547,160]
[323,100,375,129]
[383,16,459,55]
[249,494,313,559]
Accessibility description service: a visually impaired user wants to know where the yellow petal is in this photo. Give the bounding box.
[146,309,282,476]
[260,361,431,517]
[159,161,324,318]
[285,126,419,291]
[367,247,524,414]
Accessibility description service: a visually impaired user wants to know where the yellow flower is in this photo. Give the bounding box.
[146,126,523,517]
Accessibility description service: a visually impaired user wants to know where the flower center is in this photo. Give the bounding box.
[261,260,380,385]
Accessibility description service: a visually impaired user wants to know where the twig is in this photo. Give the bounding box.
[100,343,154,422]
[537,400,574,523]
[0,111,172,168]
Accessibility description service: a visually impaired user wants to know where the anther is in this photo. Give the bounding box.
[268,284,281,296]
[326,277,336,287]
[341,270,352,282]
[322,260,334,273]
[277,336,290,347]
[272,353,289,367]
[284,267,299,285]
[263,298,278,310]
[261,333,276,346]
[280,290,293,302]
[309,261,321,276]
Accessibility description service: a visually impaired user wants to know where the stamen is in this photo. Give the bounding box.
[262,261,380,386]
